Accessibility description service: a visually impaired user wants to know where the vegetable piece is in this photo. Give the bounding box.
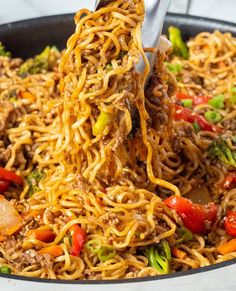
[143,240,171,274]
[0,266,11,274]
[177,227,193,243]
[217,238,236,255]
[0,195,22,235]
[208,138,236,168]
[223,172,236,189]
[230,87,236,104]
[0,180,10,193]
[165,62,182,74]
[97,246,116,262]
[193,121,200,132]
[172,247,187,259]
[26,169,45,197]
[19,46,50,77]
[0,167,23,186]
[19,91,36,102]
[174,104,222,133]
[70,225,86,256]
[0,43,11,57]
[224,211,236,237]
[176,93,210,106]
[168,26,189,59]
[39,245,63,257]
[86,239,116,262]
[164,196,217,234]
[208,95,225,109]
[93,111,112,136]
[182,99,192,108]
[28,229,56,243]
[204,111,222,123]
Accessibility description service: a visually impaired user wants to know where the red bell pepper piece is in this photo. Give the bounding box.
[70,225,86,256]
[164,196,217,234]
[224,211,236,237]
[223,172,236,189]
[0,167,23,186]
[174,104,222,133]
[0,179,10,193]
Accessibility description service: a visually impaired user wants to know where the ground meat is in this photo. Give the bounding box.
[100,212,119,226]
[16,249,54,269]
[171,134,182,153]
[0,99,13,135]
[222,118,236,133]
[0,141,11,166]
[3,236,22,256]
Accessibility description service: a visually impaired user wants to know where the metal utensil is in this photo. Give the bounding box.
[94,0,171,76]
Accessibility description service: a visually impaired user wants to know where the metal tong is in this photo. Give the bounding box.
[94,0,171,76]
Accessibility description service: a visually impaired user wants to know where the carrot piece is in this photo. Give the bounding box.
[96,197,103,207]
[39,245,63,257]
[28,229,56,243]
[217,238,236,255]
[5,224,22,236]
[19,91,36,102]
[172,247,187,259]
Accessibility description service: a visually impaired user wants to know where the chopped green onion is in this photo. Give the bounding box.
[208,95,225,109]
[93,111,112,136]
[106,63,113,70]
[86,239,102,254]
[0,266,11,274]
[230,88,236,104]
[177,227,193,243]
[27,169,45,197]
[193,121,200,132]
[231,87,236,93]
[97,246,116,262]
[165,62,182,74]
[118,50,127,60]
[0,43,11,57]
[182,99,193,107]
[205,111,222,123]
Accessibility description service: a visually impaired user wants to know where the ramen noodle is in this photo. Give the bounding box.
[0,0,235,280]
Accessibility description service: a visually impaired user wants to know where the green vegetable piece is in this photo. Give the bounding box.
[165,62,182,74]
[204,111,222,123]
[193,121,200,132]
[27,169,45,197]
[97,246,116,262]
[182,99,193,108]
[177,227,193,243]
[106,63,113,70]
[208,138,236,168]
[0,266,11,274]
[118,50,127,60]
[86,239,102,254]
[143,240,171,274]
[231,87,236,93]
[93,111,112,136]
[19,46,51,77]
[168,26,189,59]
[208,95,225,109]
[0,42,11,57]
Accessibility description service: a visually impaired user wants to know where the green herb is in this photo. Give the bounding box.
[177,227,193,243]
[86,239,116,262]
[27,169,45,197]
[208,95,225,109]
[0,266,11,274]
[105,63,113,70]
[0,42,11,57]
[193,121,200,132]
[182,99,193,108]
[208,138,236,168]
[118,50,127,60]
[143,240,171,274]
[165,62,182,74]
[168,26,189,59]
[204,111,222,123]
[19,46,51,77]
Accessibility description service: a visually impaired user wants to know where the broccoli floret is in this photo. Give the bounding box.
[168,26,189,59]
[143,240,171,274]
[19,46,51,77]
[0,42,11,57]
[208,138,236,168]
[27,169,45,197]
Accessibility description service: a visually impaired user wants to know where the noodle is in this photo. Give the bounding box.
[0,1,236,280]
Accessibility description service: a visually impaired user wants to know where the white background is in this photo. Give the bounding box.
[0,0,235,25]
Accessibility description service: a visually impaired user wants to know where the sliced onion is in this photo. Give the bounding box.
[0,196,22,235]
[157,36,172,54]
[185,186,212,205]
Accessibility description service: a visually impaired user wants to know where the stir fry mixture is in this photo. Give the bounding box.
[0,1,236,280]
